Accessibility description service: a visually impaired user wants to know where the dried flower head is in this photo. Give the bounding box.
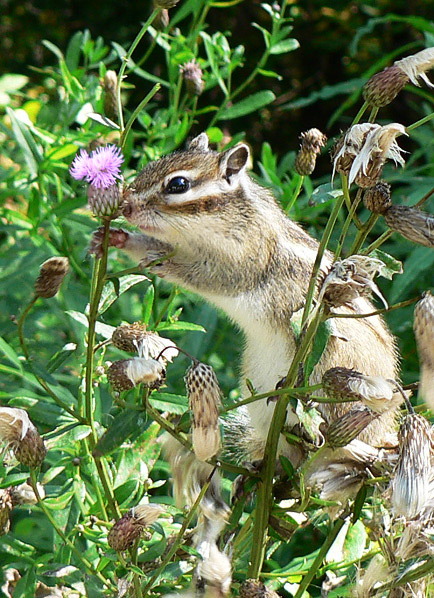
[326,406,377,448]
[197,544,232,598]
[9,482,44,506]
[180,61,205,97]
[308,461,366,503]
[107,358,164,392]
[384,205,434,248]
[354,554,390,598]
[108,503,165,551]
[414,291,434,409]
[153,8,169,29]
[102,70,119,121]
[363,181,392,214]
[391,413,434,519]
[322,367,397,413]
[331,123,407,187]
[0,489,12,536]
[294,128,327,175]
[34,257,69,298]
[318,255,389,308]
[239,580,280,598]
[0,407,46,468]
[185,362,222,461]
[70,145,123,189]
[153,0,179,8]
[112,323,178,362]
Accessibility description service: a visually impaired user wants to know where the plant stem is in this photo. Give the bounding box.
[120,83,161,149]
[325,296,419,320]
[285,174,304,214]
[17,296,37,359]
[361,229,392,255]
[350,212,379,255]
[222,383,323,413]
[407,111,434,132]
[335,188,363,259]
[352,101,368,125]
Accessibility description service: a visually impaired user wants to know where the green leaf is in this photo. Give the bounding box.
[98,274,149,314]
[93,409,147,457]
[0,336,23,370]
[305,320,332,380]
[352,484,367,524]
[149,393,188,415]
[66,310,116,339]
[46,343,77,374]
[269,38,299,55]
[279,455,295,480]
[218,91,276,121]
[6,108,41,176]
[45,144,79,161]
[390,245,434,303]
[43,490,75,510]
[142,284,155,325]
[258,68,283,80]
[344,520,367,562]
[370,249,403,280]
[156,321,205,332]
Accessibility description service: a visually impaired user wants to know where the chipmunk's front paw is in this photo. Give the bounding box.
[89,227,130,258]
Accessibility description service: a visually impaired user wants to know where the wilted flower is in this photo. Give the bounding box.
[363,181,392,214]
[153,0,179,9]
[294,128,327,175]
[180,61,205,97]
[153,8,169,30]
[414,291,434,409]
[239,580,280,598]
[102,70,118,121]
[326,406,377,448]
[318,255,389,308]
[108,503,165,551]
[384,205,434,248]
[0,489,12,536]
[0,407,46,469]
[391,413,434,519]
[34,257,69,298]
[308,461,366,503]
[331,124,379,180]
[197,544,232,598]
[9,482,45,506]
[322,367,398,413]
[185,362,222,461]
[112,322,179,363]
[107,358,164,392]
[354,554,390,598]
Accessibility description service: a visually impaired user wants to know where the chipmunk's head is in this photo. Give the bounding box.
[122,133,253,245]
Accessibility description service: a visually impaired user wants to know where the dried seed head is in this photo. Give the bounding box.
[326,406,376,448]
[331,124,379,179]
[153,0,179,7]
[294,128,327,175]
[185,362,222,461]
[102,70,119,122]
[0,489,12,536]
[355,554,390,598]
[318,255,389,309]
[112,323,178,362]
[239,579,280,598]
[384,205,434,248]
[0,407,46,468]
[414,291,434,408]
[107,358,164,392]
[108,503,165,551]
[308,461,366,503]
[394,47,434,88]
[363,181,392,214]
[363,65,410,107]
[34,257,69,298]
[322,367,397,413]
[87,183,121,218]
[9,482,44,506]
[180,61,205,97]
[197,544,232,598]
[391,413,434,518]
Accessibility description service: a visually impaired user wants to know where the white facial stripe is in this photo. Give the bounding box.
[165,179,230,205]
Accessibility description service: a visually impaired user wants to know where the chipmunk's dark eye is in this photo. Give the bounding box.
[165,176,191,194]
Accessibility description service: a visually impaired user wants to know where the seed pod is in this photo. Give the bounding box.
[363,65,410,107]
[87,183,120,219]
[112,323,178,362]
[294,128,327,175]
[34,257,69,298]
[185,362,222,461]
[363,181,392,214]
[384,205,434,248]
[14,427,47,469]
[391,413,434,518]
[326,406,376,448]
[0,489,12,536]
[180,61,205,97]
[107,358,164,392]
[414,291,434,408]
[108,503,165,551]
[102,70,119,122]
[240,579,280,598]
[0,407,46,469]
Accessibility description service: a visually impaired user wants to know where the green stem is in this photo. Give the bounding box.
[120,83,161,149]
[29,470,114,590]
[407,111,434,132]
[368,106,379,123]
[352,101,369,125]
[285,174,304,214]
[325,296,419,320]
[222,383,323,413]
[293,516,347,598]
[349,212,379,255]
[335,188,363,259]
[17,296,37,359]
[361,229,392,255]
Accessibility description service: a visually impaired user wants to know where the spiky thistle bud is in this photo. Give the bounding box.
[185,362,222,461]
[107,358,164,392]
[0,407,46,468]
[384,205,434,248]
[112,323,178,362]
[363,181,392,214]
[391,413,434,518]
[102,70,119,122]
[318,255,389,309]
[294,128,327,175]
[108,503,165,551]
[240,579,280,598]
[180,61,205,97]
[34,257,69,298]
[87,183,121,219]
[322,367,397,413]
[414,291,434,409]
[326,406,377,448]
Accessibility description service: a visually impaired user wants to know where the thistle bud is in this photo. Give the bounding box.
[414,291,434,408]
[363,66,410,107]
[185,362,222,461]
[326,406,376,448]
[112,323,178,362]
[322,367,397,413]
[0,407,46,468]
[107,358,164,392]
[294,128,327,175]
[153,8,169,30]
[363,181,392,214]
[240,579,280,598]
[384,205,434,248]
[34,257,69,298]
[87,183,121,219]
[108,503,165,551]
[180,61,205,97]
[102,70,119,122]
[391,413,434,518]
[153,0,179,10]
[0,489,12,536]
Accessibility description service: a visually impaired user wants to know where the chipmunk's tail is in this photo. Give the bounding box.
[162,435,232,598]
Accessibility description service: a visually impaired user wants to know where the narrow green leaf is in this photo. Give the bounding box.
[218,91,276,121]
[156,321,205,332]
[279,455,295,480]
[305,320,332,380]
[370,249,403,280]
[93,409,147,457]
[352,484,367,524]
[269,38,299,55]
[0,336,23,370]
[98,274,149,314]
[45,144,79,161]
[149,393,188,414]
[142,284,155,325]
[43,490,75,510]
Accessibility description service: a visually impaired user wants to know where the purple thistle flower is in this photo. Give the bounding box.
[69,145,124,189]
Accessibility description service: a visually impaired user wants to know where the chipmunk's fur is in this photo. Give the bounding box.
[91,133,402,591]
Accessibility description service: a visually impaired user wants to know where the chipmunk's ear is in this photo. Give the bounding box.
[219,143,251,181]
[187,132,210,152]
